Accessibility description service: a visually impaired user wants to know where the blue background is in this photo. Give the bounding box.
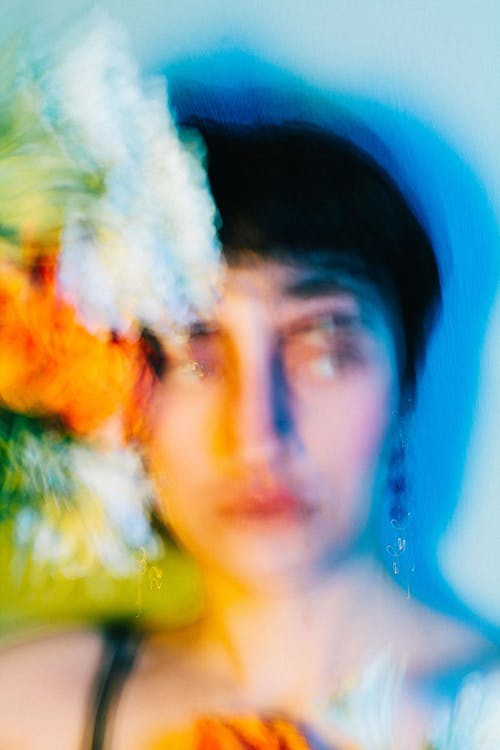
[2,0,500,630]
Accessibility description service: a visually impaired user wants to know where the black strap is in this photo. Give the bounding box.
[82,625,142,750]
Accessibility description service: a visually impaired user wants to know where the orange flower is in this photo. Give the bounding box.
[149,716,313,750]
[0,260,149,436]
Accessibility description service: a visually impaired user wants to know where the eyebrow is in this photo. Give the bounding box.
[281,310,363,339]
[188,320,220,337]
[282,269,385,329]
[283,269,370,300]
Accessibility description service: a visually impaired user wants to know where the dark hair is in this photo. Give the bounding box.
[192,120,441,397]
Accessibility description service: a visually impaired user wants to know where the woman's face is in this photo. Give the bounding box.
[145,260,400,591]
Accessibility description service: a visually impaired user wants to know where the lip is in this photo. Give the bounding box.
[218,488,316,524]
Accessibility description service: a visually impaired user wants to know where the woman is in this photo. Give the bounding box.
[0,108,491,749]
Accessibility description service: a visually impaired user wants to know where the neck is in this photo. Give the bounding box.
[197,556,380,710]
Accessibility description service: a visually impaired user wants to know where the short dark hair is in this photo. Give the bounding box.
[192,120,441,396]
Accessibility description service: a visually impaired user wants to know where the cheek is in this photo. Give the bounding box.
[343,385,393,465]
[146,386,203,459]
[295,372,396,550]
[297,371,395,486]
[142,386,223,520]
[142,391,193,504]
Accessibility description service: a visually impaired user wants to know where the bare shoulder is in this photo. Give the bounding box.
[374,572,497,678]
[111,625,235,750]
[0,628,103,750]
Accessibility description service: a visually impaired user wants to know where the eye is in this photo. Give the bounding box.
[169,331,227,383]
[281,315,366,382]
[171,359,208,382]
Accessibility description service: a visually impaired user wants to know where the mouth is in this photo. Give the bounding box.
[218,487,317,524]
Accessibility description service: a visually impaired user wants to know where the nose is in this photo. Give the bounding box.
[219,323,293,466]
[238,351,293,463]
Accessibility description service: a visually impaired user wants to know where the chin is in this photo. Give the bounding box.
[196,534,336,595]
[172,508,363,594]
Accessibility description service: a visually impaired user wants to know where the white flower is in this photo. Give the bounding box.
[45,15,221,334]
[429,671,500,750]
[0,17,221,334]
[15,444,160,577]
[318,651,404,750]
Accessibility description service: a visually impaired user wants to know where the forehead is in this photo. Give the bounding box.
[216,260,389,324]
